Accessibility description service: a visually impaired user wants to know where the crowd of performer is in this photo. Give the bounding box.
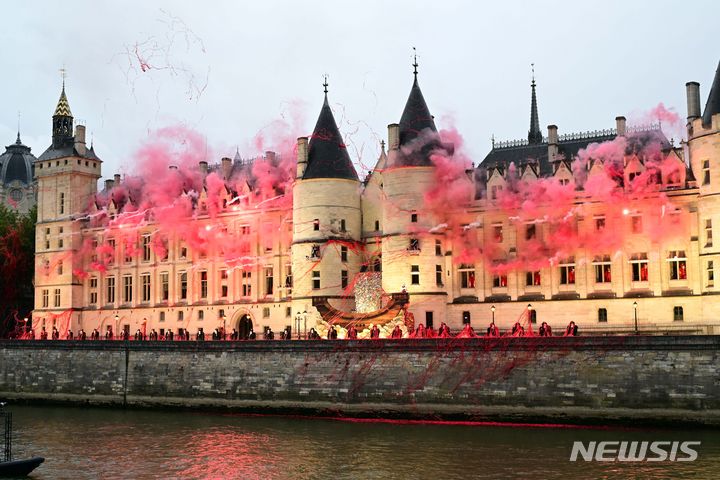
[20,320,579,341]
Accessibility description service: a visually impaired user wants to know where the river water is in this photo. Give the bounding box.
[5,405,719,479]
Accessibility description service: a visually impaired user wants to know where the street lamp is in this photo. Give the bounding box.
[302,310,308,339]
[491,305,495,324]
[633,301,638,335]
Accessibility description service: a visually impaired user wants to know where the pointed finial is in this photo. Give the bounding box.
[491,134,495,148]
[380,139,386,151]
[59,65,67,89]
[531,63,535,86]
[16,111,21,144]
[322,74,329,95]
[412,47,419,78]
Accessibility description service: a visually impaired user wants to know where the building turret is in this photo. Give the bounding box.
[291,79,361,317]
[686,59,720,297]
[33,79,102,330]
[381,56,449,326]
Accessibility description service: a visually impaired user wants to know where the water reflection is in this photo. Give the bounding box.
[6,406,720,479]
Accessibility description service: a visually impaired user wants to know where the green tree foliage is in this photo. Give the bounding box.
[0,204,36,336]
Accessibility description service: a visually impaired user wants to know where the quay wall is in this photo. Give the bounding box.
[1,336,719,426]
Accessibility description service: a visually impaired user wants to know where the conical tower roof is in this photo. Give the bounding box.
[303,88,358,181]
[54,86,73,117]
[702,60,720,128]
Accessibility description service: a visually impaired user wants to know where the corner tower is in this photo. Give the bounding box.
[291,80,361,318]
[381,58,449,326]
[33,80,102,331]
[686,60,720,299]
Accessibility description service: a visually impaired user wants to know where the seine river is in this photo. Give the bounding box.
[6,406,719,479]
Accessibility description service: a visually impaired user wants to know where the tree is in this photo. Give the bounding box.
[0,204,36,337]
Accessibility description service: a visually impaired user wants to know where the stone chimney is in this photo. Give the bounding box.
[74,125,86,156]
[168,165,178,171]
[615,116,627,136]
[296,137,308,178]
[221,157,232,179]
[686,81,701,122]
[114,173,121,185]
[265,151,276,163]
[104,179,114,191]
[199,161,208,175]
[387,124,400,150]
[547,125,559,161]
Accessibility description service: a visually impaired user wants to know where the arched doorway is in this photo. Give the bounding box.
[238,314,253,340]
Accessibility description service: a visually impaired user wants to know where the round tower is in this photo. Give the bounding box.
[687,60,720,305]
[291,84,361,321]
[381,65,449,328]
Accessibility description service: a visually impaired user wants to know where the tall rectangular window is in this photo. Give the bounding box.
[58,227,64,248]
[459,264,476,288]
[179,272,187,300]
[593,255,612,284]
[219,269,228,298]
[264,267,273,295]
[89,277,98,305]
[141,273,151,302]
[462,311,471,325]
[559,258,576,285]
[312,271,320,290]
[200,271,208,299]
[160,272,169,301]
[54,288,61,307]
[630,253,649,282]
[411,213,418,223]
[490,185,502,200]
[708,261,715,286]
[705,219,713,247]
[57,261,63,275]
[435,265,443,286]
[673,306,684,322]
[525,223,536,240]
[42,289,49,308]
[242,271,252,296]
[107,238,115,265]
[284,264,292,292]
[159,311,165,322]
[702,160,710,185]
[178,311,184,322]
[493,224,503,242]
[341,246,348,262]
[631,215,643,234]
[44,228,50,250]
[142,234,151,262]
[340,219,346,231]
[59,192,65,215]
[425,311,434,329]
[598,308,608,323]
[313,219,320,231]
[409,238,420,251]
[106,277,116,304]
[668,250,687,280]
[411,265,420,285]
[341,270,348,289]
[435,240,442,256]
[594,216,606,231]
[124,239,134,264]
[123,275,133,303]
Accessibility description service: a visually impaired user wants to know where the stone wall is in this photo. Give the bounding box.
[1,336,719,425]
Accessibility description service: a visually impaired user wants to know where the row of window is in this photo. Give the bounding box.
[86,267,292,305]
[422,306,686,328]
[407,252,693,288]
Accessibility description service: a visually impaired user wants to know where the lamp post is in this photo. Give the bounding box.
[633,301,638,335]
[527,304,533,323]
[491,305,495,324]
[302,310,308,339]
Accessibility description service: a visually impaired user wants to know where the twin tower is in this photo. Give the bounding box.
[291,69,451,317]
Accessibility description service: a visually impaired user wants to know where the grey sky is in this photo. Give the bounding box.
[1,0,718,179]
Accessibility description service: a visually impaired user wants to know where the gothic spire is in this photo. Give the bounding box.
[528,63,542,144]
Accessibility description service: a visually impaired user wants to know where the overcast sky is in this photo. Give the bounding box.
[1,0,718,179]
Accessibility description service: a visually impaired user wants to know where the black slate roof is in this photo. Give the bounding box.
[37,144,101,162]
[396,76,441,166]
[303,95,358,181]
[0,134,36,185]
[702,60,720,128]
[480,128,670,178]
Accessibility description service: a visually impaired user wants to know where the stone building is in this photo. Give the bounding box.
[32,59,720,337]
